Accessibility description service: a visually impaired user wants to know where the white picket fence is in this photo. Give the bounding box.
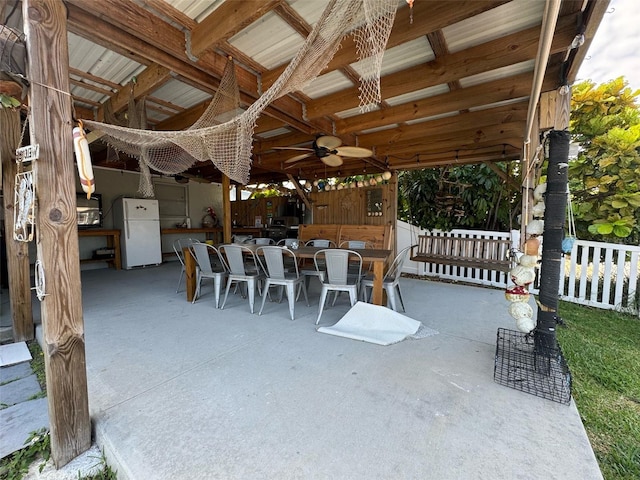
[397,220,640,315]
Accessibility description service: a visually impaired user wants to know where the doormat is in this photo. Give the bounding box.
[0,341,32,367]
[317,301,438,346]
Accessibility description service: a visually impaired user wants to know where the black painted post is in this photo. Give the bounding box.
[535,130,570,354]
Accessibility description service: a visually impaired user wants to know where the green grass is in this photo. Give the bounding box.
[557,301,640,480]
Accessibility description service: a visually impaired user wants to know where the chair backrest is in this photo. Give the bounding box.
[190,242,227,276]
[315,249,361,285]
[385,245,414,283]
[220,244,256,275]
[338,240,370,249]
[306,238,335,248]
[253,237,275,245]
[277,238,298,247]
[173,238,197,265]
[257,246,298,280]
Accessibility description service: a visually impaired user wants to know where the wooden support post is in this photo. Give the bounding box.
[23,0,90,467]
[1,108,34,342]
[222,174,232,243]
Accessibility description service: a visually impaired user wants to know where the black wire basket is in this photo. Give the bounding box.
[494,328,572,405]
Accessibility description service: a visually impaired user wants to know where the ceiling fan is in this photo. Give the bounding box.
[276,135,372,167]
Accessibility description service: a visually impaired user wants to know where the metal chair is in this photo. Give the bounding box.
[314,249,362,325]
[189,242,228,308]
[245,237,275,245]
[276,238,299,247]
[256,246,309,320]
[301,239,336,289]
[172,237,198,293]
[360,245,414,312]
[219,244,265,313]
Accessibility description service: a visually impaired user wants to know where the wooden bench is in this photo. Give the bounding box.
[298,224,393,251]
[410,235,511,272]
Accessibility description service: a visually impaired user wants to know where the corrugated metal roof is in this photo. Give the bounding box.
[443,0,545,53]
[161,0,224,22]
[335,104,380,119]
[151,79,211,109]
[405,111,459,125]
[68,33,144,87]
[256,127,292,139]
[287,0,330,27]
[385,84,450,106]
[350,36,434,78]
[459,60,535,88]
[302,70,352,99]
[229,11,303,70]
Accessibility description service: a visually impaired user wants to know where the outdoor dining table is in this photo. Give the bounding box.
[183,245,392,306]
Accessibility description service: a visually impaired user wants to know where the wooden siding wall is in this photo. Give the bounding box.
[230,175,398,229]
[230,196,289,226]
[309,175,397,226]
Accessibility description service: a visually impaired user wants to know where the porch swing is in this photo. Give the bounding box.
[409,164,513,274]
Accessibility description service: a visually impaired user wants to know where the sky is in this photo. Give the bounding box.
[575,0,640,92]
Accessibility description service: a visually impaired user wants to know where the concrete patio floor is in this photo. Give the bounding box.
[11,262,602,479]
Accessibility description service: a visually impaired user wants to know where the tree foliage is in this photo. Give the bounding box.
[569,77,640,243]
[398,163,516,232]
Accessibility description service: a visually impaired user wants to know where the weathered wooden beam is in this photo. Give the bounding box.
[0,108,33,342]
[305,14,578,118]
[261,1,510,89]
[23,0,90,467]
[336,72,536,134]
[188,0,283,59]
[357,103,529,147]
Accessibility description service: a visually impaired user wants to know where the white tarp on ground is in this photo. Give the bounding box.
[317,301,438,346]
[0,341,31,367]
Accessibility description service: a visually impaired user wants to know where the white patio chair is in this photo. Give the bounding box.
[315,249,362,325]
[219,244,265,314]
[256,246,309,320]
[189,242,228,308]
[246,237,275,245]
[172,237,198,293]
[360,245,414,312]
[301,239,336,289]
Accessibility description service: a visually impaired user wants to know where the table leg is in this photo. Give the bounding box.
[371,259,384,305]
[184,247,196,302]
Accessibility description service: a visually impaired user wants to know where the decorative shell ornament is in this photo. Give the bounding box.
[518,254,538,268]
[533,183,547,201]
[508,301,533,320]
[526,219,544,236]
[532,201,546,218]
[524,237,540,255]
[505,285,530,303]
[510,265,536,286]
[515,316,536,334]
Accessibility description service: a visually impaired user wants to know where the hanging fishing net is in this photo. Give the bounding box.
[82,0,398,190]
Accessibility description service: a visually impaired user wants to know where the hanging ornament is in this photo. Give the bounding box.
[510,264,536,286]
[532,201,545,218]
[533,183,547,202]
[524,236,541,255]
[406,0,414,24]
[526,219,544,236]
[515,315,536,334]
[73,120,95,198]
[505,285,531,303]
[509,301,533,321]
[518,254,538,268]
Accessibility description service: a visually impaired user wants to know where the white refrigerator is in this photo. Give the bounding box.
[113,198,162,269]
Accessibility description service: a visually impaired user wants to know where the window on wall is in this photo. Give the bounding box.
[153,181,188,226]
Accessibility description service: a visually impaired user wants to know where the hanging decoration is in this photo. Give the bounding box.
[505,180,546,334]
[13,144,38,242]
[73,120,95,199]
[562,187,576,253]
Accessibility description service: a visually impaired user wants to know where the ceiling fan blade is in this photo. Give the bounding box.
[315,135,342,149]
[334,146,373,158]
[284,152,313,163]
[321,153,343,167]
[273,146,313,151]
